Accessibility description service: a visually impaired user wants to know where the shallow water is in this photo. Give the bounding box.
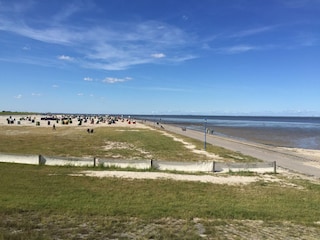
[134,115,320,150]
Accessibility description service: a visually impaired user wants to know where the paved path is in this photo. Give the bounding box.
[152,122,320,179]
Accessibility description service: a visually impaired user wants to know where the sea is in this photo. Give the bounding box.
[132,115,320,150]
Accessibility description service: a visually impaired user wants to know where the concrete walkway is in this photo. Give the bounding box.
[155,123,320,179]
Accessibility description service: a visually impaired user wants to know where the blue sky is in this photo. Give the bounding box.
[1,0,320,115]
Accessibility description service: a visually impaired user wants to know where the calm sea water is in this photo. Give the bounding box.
[132,115,320,150]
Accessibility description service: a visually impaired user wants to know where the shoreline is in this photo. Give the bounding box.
[145,121,320,163]
[150,122,320,178]
[1,115,320,177]
[141,115,320,150]
[210,126,320,150]
[2,115,320,160]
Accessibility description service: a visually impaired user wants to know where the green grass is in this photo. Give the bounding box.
[0,125,258,162]
[0,163,319,221]
[1,124,320,238]
[0,163,320,239]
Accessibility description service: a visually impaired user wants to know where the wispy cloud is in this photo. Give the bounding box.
[202,25,279,54]
[219,45,257,54]
[151,53,166,58]
[230,25,278,38]
[58,55,74,61]
[84,77,93,81]
[22,45,31,51]
[0,3,194,71]
[14,94,22,99]
[102,77,132,84]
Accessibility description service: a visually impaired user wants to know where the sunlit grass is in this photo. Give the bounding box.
[0,125,258,162]
[0,163,320,239]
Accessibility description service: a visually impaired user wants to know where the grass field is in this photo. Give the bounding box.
[1,124,320,239]
[0,125,258,162]
[1,163,320,239]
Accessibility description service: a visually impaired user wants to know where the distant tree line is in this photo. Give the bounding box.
[0,111,38,115]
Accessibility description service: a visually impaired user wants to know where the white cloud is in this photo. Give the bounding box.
[31,93,41,96]
[151,53,166,58]
[0,6,194,70]
[77,93,84,96]
[230,25,278,38]
[52,84,59,88]
[22,45,31,50]
[102,77,132,84]
[14,94,22,99]
[58,55,74,61]
[218,45,257,54]
[84,77,93,81]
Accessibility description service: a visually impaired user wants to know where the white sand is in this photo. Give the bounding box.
[278,147,320,159]
[76,170,259,185]
[277,147,320,169]
[161,131,222,160]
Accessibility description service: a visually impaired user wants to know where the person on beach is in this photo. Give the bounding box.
[53,124,56,130]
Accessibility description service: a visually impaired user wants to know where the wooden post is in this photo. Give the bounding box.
[212,161,215,172]
[93,157,96,167]
[273,161,277,174]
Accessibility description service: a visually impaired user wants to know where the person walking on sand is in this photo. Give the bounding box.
[53,124,56,130]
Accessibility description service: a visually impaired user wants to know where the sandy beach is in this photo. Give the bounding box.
[0,114,148,129]
[2,114,320,162]
[1,114,320,180]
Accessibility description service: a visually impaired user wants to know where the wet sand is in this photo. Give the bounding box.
[158,123,320,178]
[212,126,320,150]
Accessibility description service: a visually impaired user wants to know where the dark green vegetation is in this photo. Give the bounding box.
[0,125,257,162]
[0,111,38,116]
[0,163,320,239]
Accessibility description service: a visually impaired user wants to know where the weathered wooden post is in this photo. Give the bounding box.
[273,161,277,174]
[93,157,96,167]
[212,161,215,172]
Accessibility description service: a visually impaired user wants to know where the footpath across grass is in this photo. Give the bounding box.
[0,163,320,239]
